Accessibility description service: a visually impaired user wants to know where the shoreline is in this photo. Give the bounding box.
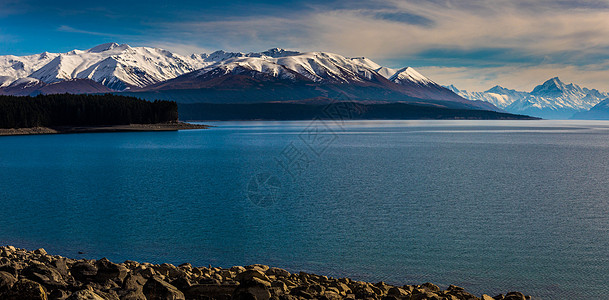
[0,122,209,136]
[0,246,530,300]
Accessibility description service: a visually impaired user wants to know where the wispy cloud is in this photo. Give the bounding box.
[57,25,121,37]
[5,0,609,91]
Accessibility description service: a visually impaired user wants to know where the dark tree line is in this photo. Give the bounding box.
[0,94,178,129]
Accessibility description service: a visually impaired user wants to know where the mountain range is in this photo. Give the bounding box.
[5,43,607,119]
[0,43,496,111]
[447,78,609,119]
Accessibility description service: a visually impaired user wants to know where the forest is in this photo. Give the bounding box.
[0,94,178,128]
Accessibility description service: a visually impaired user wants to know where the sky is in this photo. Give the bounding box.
[1,0,609,92]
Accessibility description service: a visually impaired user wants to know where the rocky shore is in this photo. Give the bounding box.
[0,122,208,136]
[0,246,531,300]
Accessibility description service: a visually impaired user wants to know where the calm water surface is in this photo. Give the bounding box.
[1,120,609,299]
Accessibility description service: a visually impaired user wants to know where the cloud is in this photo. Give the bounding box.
[57,25,120,37]
[148,0,609,91]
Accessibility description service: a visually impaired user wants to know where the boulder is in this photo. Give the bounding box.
[49,289,70,300]
[4,278,48,300]
[0,270,18,294]
[66,289,105,300]
[233,277,272,300]
[95,258,128,283]
[143,276,185,300]
[236,270,270,283]
[482,295,495,300]
[504,292,526,300]
[51,258,69,278]
[22,264,67,288]
[183,284,236,300]
[420,282,440,293]
[71,262,98,282]
[34,249,48,256]
[387,287,409,298]
[265,268,290,278]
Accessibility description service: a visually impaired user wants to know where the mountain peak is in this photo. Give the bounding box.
[389,67,433,85]
[259,48,300,58]
[531,77,569,97]
[87,43,129,53]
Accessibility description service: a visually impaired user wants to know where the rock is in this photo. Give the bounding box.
[71,261,98,282]
[387,287,409,297]
[230,266,246,274]
[236,270,270,283]
[134,266,155,278]
[122,273,147,291]
[482,295,495,300]
[49,289,70,300]
[350,284,376,299]
[170,277,192,291]
[0,270,18,294]
[66,289,105,300]
[22,263,67,288]
[154,263,184,279]
[233,277,272,300]
[266,268,290,278]
[270,281,288,293]
[51,258,69,278]
[4,278,48,300]
[504,292,526,300]
[34,249,48,256]
[448,285,464,292]
[246,265,270,273]
[95,258,128,283]
[143,276,185,300]
[183,284,236,300]
[420,282,440,293]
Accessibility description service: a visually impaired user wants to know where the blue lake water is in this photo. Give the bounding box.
[2,120,609,299]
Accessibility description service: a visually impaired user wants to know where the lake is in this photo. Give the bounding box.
[1,120,609,299]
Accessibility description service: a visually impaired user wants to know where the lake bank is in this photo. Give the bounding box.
[0,246,529,300]
[0,122,209,136]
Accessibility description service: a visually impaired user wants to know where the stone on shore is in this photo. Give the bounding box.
[0,245,532,300]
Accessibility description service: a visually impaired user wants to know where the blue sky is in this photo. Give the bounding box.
[2,0,609,92]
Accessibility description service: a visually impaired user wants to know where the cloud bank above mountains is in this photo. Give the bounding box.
[1,0,608,92]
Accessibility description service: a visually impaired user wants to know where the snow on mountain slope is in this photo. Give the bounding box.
[572,98,609,119]
[0,52,59,86]
[446,85,527,109]
[1,43,209,91]
[0,44,468,105]
[507,77,606,118]
[389,67,434,86]
[190,51,388,85]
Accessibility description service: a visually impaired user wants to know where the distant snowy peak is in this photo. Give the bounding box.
[451,77,609,119]
[446,85,521,109]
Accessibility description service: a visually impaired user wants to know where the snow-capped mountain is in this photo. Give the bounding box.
[1,43,496,110]
[448,78,609,119]
[132,49,494,110]
[0,43,209,91]
[507,78,607,119]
